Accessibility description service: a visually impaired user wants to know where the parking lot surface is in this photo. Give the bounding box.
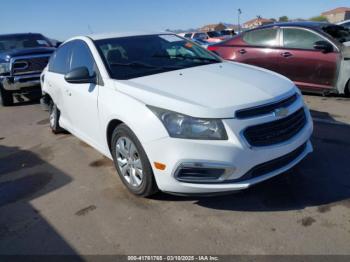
[0,95,349,255]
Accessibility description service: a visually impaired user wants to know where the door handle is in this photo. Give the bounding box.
[65,89,72,96]
[281,52,293,58]
[239,49,247,54]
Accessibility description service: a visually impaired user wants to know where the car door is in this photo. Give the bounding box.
[46,41,74,128]
[63,40,103,146]
[276,27,340,92]
[234,28,283,72]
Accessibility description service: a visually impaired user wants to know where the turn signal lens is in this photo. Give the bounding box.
[154,162,166,170]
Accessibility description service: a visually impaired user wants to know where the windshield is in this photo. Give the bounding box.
[0,34,51,52]
[221,30,235,36]
[207,31,222,38]
[322,25,350,44]
[95,34,221,80]
[193,33,208,39]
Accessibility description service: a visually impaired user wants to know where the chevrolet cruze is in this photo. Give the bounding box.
[41,33,313,197]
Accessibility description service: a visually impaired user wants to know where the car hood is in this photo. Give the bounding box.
[115,61,297,118]
[0,47,55,61]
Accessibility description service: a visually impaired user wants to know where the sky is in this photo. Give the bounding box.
[1,0,349,40]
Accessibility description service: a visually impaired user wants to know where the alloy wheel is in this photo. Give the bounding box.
[115,136,144,187]
[49,106,56,128]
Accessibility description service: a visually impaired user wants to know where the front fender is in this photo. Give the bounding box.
[99,83,169,154]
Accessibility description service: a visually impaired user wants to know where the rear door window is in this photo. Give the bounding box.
[283,28,324,50]
[243,28,278,47]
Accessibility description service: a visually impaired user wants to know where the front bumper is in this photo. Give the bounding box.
[1,74,41,93]
[144,101,313,194]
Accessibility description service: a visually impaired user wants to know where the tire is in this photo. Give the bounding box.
[345,82,350,98]
[111,124,158,197]
[49,102,64,134]
[0,88,13,106]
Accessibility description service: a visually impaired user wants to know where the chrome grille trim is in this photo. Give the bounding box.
[10,54,51,76]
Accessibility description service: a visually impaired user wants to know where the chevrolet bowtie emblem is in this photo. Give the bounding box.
[274,108,289,118]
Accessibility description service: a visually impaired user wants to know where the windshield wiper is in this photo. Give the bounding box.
[153,54,219,63]
[109,61,184,70]
[109,61,159,69]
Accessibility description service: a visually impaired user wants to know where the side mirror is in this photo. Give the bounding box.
[64,67,96,84]
[55,42,62,48]
[314,41,333,53]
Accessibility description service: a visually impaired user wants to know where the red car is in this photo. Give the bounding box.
[208,22,350,97]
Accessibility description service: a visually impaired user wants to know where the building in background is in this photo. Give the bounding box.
[243,17,274,29]
[200,23,227,32]
[321,7,350,23]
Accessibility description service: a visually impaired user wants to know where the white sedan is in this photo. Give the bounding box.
[41,33,313,196]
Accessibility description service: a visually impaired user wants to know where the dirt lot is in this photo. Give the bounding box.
[0,94,349,255]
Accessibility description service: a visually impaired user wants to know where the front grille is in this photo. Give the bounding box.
[243,108,307,147]
[231,142,307,183]
[236,94,298,119]
[11,56,50,75]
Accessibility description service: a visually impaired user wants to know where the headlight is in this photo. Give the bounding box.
[148,106,228,140]
[0,62,10,74]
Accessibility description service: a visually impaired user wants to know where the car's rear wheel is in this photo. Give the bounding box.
[0,88,14,106]
[49,102,64,134]
[111,124,158,197]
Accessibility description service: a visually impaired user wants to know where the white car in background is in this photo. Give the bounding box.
[337,20,350,29]
[41,33,313,197]
[180,32,224,43]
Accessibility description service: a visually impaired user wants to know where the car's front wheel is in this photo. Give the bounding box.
[0,88,14,106]
[111,124,158,197]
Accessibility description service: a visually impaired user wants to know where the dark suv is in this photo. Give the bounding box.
[209,22,350,96]
[0,33,56,106]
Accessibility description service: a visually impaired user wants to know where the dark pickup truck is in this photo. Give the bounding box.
[0,33,56,106]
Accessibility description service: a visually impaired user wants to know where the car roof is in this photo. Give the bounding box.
[338,19,350,24]
[0,33,44,38]
[88,32,167,40]
[256,21,332,30]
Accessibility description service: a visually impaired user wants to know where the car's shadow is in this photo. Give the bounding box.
[6,93,42,107]
[151,110,350,212]
[0,144,82,256]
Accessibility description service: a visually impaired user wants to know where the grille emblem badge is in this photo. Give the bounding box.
[274,108,289,118]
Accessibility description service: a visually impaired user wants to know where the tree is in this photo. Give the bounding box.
[310,16,328,22]
[279,16,289,22]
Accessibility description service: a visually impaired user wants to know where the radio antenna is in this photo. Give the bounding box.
[88,25,94,34]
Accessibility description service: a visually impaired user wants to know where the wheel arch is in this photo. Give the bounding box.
[106,119,124,153]
[40,92,53,110]
[345,78,350,97]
